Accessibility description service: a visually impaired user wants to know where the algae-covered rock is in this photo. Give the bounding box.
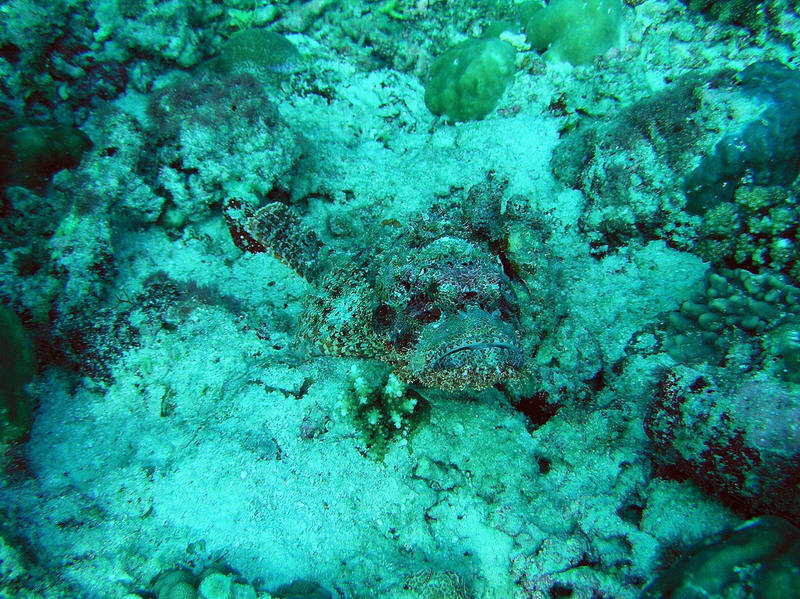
[643,516,800,598]
[424,37,516,121]
[0,305,34,444]
[215,29,301,81]
[645,366,800,521]
[684,61,800,214]
[524,0,624,65]
[0,119,91,194]
[272,579,331,599]
[146,71,300,226]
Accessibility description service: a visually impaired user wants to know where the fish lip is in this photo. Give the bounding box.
[410,308,524,390]
[433,340,524,371]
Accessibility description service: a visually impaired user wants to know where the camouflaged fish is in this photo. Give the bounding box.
[223,193,524,391]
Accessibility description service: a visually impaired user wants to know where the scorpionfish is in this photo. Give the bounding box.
[224,194,524,391]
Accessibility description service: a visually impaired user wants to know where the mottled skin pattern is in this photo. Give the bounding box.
[402,568,468,598]
[223,192,524,391]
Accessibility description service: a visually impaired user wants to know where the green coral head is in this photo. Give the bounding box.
[525,0,624,65]
[424,37,516,122]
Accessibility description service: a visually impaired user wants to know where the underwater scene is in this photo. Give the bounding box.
[1,0,800,597]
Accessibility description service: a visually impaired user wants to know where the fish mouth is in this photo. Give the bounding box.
[410,308,523,391]
[433,340,524,370]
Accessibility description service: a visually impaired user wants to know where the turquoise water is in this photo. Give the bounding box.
[1,1,799,597]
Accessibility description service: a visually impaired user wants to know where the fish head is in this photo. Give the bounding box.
[374,237,524,390]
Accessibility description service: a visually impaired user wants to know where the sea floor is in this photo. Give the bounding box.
[1,1,799,598]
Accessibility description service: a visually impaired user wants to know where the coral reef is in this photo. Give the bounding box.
[553,60,800,265]
[645,366,800,522]
[4,0,800,597]
[643,516,800,598]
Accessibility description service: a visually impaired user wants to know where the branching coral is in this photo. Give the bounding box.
[665,267,800,382]
[338,363,426,458]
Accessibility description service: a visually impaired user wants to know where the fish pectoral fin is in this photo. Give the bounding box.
[224,198,322,280]
[224,198,267,253]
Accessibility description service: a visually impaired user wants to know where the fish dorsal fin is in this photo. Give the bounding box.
[224,198,323,281]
